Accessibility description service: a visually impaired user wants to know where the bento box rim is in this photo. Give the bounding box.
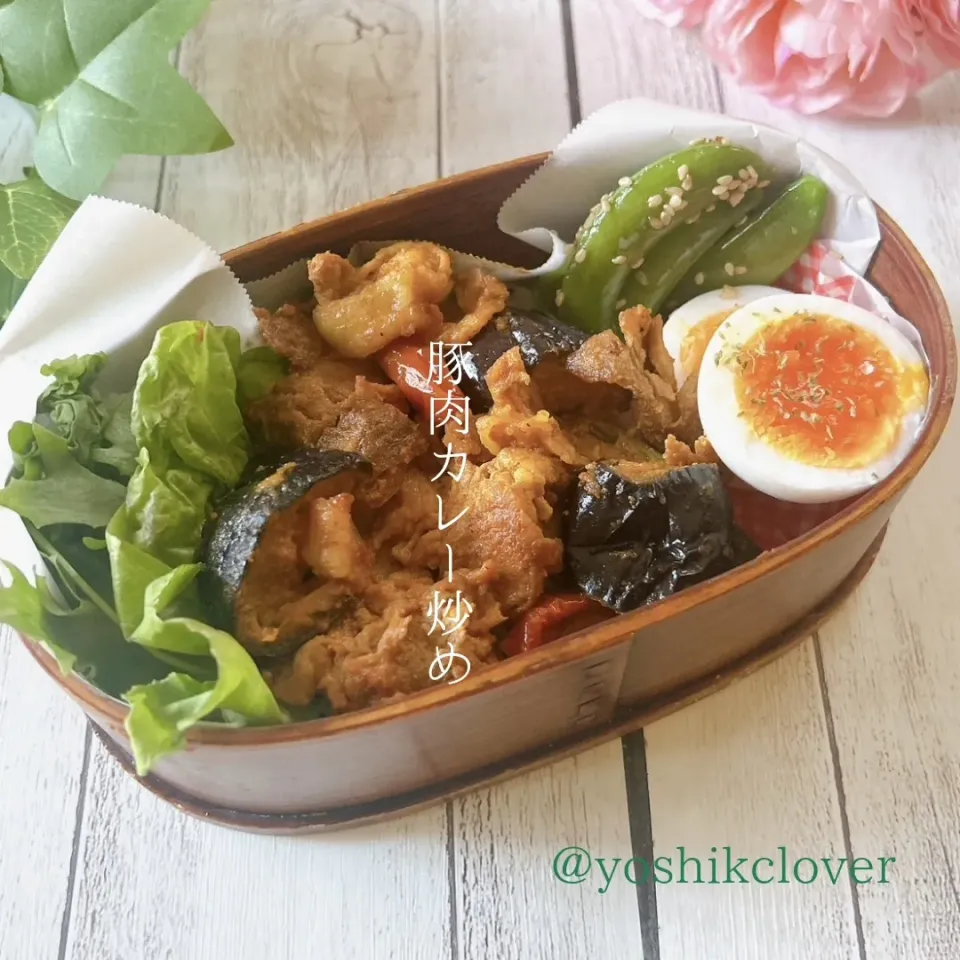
[17,152,958,747]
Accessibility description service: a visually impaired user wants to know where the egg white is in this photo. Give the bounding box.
[662,286,784,388]
[696,293,929,504]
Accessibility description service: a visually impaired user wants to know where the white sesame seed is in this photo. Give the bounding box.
[612,255,627,265]
[747,165,758,180]
[735,265,748,275]
[660,205,675,223]
[686,214,700,225]
[682,176,694,191]
[757,180,771,188]
[706,204,717,213]
[650,217,664,230]
[724,262,736,276]
[648,194,663,208]
[555,290,564,306]
[728,178,742,190]
[665,186,684,197]
[632,257,645,269]
[616,298,627,309]
[791,226,799,236]
[717,175,734,186]
[678,164,689,180]
[618,176,632,187]
[729,193,744,207]
[739,168,749,179]
[637,272,648,285]
[575,248,587,263]
[695,272,705,285]
[601,197,612,213]
[669,194,684,209]
[721,285,738,299]
[712,185,729,197]
[677,200,689,211]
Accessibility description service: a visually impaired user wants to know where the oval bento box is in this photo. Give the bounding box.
[19,152,957,834]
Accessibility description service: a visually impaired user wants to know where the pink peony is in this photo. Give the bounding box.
[634,0,713,29]
[636,0,960,118]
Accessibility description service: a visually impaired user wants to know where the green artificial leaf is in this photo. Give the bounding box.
[0,261,26,325]
[236,346,287,406]
[0,0,234,200]
[0,424,127,528]
[123,565,288,775]
[0,171,79,279]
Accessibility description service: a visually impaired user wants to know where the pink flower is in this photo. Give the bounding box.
[634,0,713,29]
[700,0,960,118]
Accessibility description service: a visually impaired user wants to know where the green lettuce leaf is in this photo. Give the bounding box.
[132,322,248,486]
[0,424,127,528]
[0,0,234,200]
[121,542,287,775]
[0,561,169,693]
[105,321,288,770]
[111,448,213,571]
[1,321,291,775]
[237,345,288,406]
[34,353,138,478]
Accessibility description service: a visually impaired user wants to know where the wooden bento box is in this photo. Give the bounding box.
[21,153,957,834]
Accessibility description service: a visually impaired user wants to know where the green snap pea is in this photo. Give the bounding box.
[618,184,770,316]
[554,143,775,335]
[668,175,830,308]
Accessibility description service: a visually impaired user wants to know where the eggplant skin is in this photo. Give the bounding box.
[565,462,760,613]
[460,308,589,412]
[201,449,372,654]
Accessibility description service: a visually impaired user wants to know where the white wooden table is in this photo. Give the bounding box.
[2,3,959,958]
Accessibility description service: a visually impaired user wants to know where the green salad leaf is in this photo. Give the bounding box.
[132,322,249,486]
[0,424,127,529]
[105,321,287,772]
[237,346,288,406]
[124,567,286,773]
[0,0,234,200]
[0,170,80,279]
[0,322,291,775]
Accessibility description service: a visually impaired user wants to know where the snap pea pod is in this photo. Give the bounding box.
[618,183,770,316]
[668,175,830,308]
[555,143,775,335]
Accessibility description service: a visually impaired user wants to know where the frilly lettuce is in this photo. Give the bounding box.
[0,320,290,775]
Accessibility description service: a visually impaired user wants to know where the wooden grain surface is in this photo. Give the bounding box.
[0,1,957,957]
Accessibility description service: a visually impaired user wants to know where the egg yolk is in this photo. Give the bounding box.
[680,310,735,379]
[728,312,929,468]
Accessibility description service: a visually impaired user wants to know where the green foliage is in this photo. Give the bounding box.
[0,0,233,320]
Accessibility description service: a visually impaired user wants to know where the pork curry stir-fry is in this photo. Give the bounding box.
[203,241,757,714]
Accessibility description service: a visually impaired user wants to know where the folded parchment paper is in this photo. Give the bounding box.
[0,197,260,579]
[0,97,930,581]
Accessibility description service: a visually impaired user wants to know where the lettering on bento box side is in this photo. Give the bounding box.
[426,341,475,687]
[571,658,622,728]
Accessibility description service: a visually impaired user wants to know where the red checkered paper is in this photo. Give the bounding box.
[723,241,925,551]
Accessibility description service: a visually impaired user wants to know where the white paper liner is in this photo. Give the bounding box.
[0,97,933,583]
[0,197,260,582]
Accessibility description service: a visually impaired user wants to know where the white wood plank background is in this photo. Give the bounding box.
[1,2,958,958]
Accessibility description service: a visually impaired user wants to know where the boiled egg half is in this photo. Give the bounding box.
[662,286,785,388]
[697,293,929,503]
